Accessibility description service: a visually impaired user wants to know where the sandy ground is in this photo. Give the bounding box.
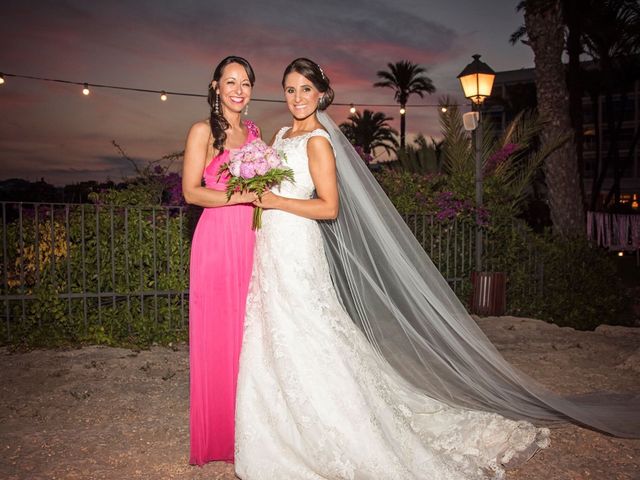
[0,316,639,480]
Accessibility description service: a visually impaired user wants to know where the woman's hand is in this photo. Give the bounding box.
[253,191,282,209]
[230,190,258,204]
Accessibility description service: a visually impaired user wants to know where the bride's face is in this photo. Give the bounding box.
[284,72,323,120]
[213,63,252,115]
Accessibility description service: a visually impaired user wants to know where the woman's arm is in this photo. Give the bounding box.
[182,121,256,207]
[254,135,339,220]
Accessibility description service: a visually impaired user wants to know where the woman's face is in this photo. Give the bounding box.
[283,71,323,120]
[214,62,252,115]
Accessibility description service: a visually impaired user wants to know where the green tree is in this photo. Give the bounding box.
[439,102,567,218]
[374,61,435,149]
[339,109,399,157]
[393,134,443,174]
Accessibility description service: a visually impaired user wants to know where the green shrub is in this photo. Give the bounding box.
[1,203,190,348]
[526,236,631,330]
[480,220,631,329]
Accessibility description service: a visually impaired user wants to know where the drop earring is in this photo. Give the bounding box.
[244,103,249,116]
[214,93,220,114]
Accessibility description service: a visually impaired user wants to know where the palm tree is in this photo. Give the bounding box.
[512,0,587,178]
[339,109,399,157]
[519,0,586,237]
[374,61,435,149]
[440,103,567,219]
[513,0,640,211]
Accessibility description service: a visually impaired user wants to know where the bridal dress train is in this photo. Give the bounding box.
[234,126,550,480]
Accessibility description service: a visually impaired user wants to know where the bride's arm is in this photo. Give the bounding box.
[254,136,339,220]
[182,121,256,207]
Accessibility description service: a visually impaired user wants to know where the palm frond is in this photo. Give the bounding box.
[510,24,528,45]
[506,133,569,211]
[439,102,473,177]
[374,60,436,105]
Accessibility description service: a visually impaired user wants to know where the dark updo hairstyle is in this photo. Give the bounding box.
[207,55,256,153]
[282,58,334,111]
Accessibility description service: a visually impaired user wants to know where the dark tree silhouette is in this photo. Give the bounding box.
[339,109,399,157]
[374,61,435,149]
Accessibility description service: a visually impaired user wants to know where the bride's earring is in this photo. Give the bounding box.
[214,93,220,114]
[244,103,249,116]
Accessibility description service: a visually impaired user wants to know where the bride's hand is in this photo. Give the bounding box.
[253,191,282,209]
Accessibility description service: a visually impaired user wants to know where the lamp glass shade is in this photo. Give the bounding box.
[457,54,495,104]
[459,72,495,104]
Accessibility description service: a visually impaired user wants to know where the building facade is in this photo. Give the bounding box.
[487,66,639,211]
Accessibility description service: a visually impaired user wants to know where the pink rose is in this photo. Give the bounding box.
[240,162,257,179]
[266,150,281,169]
[229,159,242,177]
[254,159,269,176]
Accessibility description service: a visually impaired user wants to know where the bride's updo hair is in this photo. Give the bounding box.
[282,58,335,111]
[207,56,256,153]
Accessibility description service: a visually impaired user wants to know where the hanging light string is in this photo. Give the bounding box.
[0,71,459,110]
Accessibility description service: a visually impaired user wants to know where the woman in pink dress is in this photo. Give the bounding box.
[182,56,259,466]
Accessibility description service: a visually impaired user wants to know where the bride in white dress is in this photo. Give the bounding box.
[234,58,638,479]
[234,58,550,480]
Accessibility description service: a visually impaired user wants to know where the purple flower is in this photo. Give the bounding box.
[254,159,269,176]
[265,150,282,169]
[354,145,373,164]
[227,139,285,180]
[486,143,520,174]
[239,162,257,179]
[475,207,490,226]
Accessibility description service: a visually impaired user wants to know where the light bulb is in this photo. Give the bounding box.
[160,91,167,101]
[399,107,406,115]
[0,74,5,85]
[618,251,624,257]
[82,83,90,95]
[349,104,356,114]
[441,106,448,113]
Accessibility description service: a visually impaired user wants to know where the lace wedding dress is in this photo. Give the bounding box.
[234,127,550,480]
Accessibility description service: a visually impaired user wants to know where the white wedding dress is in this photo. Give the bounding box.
[234,127,550,480]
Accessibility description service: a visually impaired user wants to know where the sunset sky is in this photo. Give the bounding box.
[1,0,533,185]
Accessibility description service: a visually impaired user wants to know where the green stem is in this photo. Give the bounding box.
[252,206,262,230]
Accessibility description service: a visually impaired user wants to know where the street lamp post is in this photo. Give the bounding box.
[457,54,495,272]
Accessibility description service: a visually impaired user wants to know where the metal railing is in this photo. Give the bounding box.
[1,202,543,342]
[402,214,475,294]
[1,202,190,342]
[402,213,544,302]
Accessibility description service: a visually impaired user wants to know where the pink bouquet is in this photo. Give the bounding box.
[218,139,294,229]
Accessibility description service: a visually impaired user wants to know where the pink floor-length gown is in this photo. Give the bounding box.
[189,120,259,465]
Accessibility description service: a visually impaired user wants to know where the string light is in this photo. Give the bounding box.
[441,106,448,113]
[160,90,167,101]
[399,107,406,115]
[0,71,465,108]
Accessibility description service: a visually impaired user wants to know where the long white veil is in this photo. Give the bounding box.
[316,111,639,438]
